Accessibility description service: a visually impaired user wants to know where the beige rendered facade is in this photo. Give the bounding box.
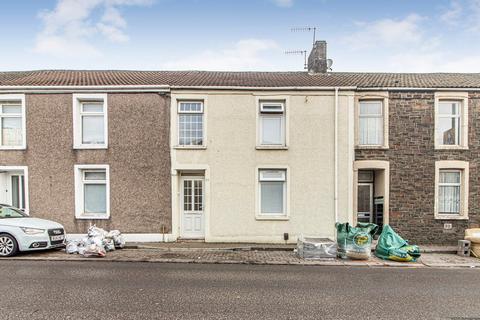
[170,89,355,243]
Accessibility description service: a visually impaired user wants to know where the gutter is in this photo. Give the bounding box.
[0,85,170,93]
[170,85,358,91]
[358,87,480,92]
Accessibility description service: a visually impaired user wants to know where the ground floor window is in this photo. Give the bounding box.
[435,161,469,220]
[258,169,287,217]
[75,165,110,219]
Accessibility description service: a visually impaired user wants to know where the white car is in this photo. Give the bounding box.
[0,204,65,257]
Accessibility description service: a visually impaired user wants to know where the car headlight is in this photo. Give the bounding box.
[20,227,46,235]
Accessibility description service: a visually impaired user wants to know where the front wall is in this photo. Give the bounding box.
[0,93,172,233]
[172,91,354,243]
[356,91,480,244]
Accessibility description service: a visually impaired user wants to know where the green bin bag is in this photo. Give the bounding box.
[375,225,421,262]
[336,222,379,260]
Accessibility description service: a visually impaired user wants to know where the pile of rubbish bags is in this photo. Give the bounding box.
[66,225,125,257]
[375,225,421,262]
[336,222,378,260]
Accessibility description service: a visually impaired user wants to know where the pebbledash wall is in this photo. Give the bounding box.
[0,93,172,236]
[356,91,480,245]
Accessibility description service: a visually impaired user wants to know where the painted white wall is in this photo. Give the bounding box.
[171,90,354,243]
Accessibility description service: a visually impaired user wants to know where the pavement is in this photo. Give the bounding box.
[4,243,480,268]
[1,261,480,319]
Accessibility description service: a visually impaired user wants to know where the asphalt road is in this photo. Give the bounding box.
[1,261,479,320]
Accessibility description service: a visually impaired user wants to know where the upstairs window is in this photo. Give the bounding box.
[178,101,204,146]
[73,94,108,149]
[358,100,384,146]
[0,95,25,149]
[259,102,285,146]
[436,101,461,146]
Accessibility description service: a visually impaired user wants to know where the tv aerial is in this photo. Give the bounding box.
[285,26,318,70]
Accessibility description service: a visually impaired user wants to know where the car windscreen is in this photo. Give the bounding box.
[0,206,27,218]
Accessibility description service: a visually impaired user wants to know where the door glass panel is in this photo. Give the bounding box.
[11,176,19,208]
[194,180,203,211]
[183,180,192,211]
[357,184,372,222]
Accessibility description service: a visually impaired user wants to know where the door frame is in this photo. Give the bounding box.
[353,161,389,225]
[176,169,209,240]
[0,166,29,214]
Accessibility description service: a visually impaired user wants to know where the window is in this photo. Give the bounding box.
[178,101,204,146]
[435,161,469,220]
[434,93,468,149]
[438,170,461,214]
[0,95,25,149]
[73,94,108,149]
[74,165,110,219]
[258,169,287,217]
[436,101,461,146]
[259,102,285,146]
[359,100,384,146]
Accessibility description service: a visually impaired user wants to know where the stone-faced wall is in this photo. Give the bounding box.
[0,93,172,234]
[356,91,480,245]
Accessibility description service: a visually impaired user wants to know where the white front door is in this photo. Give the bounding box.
[181,177,205,239]
[1,171,25,209]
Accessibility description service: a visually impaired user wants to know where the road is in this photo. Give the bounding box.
[0,261,479,320]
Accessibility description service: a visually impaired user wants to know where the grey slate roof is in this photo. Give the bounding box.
[1,70,480,88]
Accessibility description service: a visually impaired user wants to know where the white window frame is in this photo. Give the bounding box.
[355,93,389,149]
[73,93,108,149]
[74,164,110,219]
[177,100,205,148]
[434,160,469,220]
[434,92,468,149]
[0,94,26,150]
[257,101,286,148]
[255,166,290,220]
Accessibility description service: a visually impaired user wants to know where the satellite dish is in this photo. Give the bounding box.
[326,59,333,70]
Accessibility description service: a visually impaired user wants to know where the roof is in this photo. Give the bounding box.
[1,70,480,89]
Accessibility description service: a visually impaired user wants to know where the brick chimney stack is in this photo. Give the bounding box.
[307,40,328,73]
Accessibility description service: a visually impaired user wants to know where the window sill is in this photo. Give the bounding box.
[435,146,469,150]
[75,215,110,220]
[74,145,108,150]
[355,145,389,150]
[255,215,289,221]
[256,146,288,150]
[0,146,26,150]
[434,214,469,220]
[173,145,207,150]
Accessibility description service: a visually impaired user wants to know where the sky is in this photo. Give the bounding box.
[0,0,480,72]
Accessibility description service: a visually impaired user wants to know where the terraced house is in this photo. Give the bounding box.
[1,42,479,244]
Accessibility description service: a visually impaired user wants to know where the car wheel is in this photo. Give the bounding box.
[0,234,18,257]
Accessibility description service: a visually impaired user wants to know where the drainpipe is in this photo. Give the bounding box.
[334,87,339,240]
